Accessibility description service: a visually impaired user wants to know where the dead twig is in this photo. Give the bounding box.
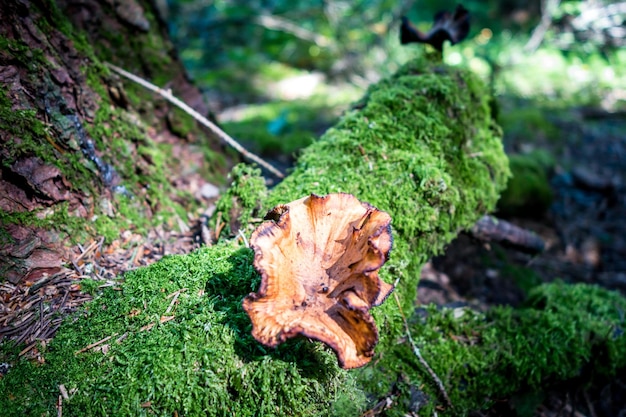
[75,334,117,354]
[470,215,545,255]
[139,316,176,332]
[105,63,284,179]
[214,212,225,241]
[59,384,69,400]
[237,229,249,248]
[165,289,187,314]
[19,342,37,357]
[525,0,561,52]
[75,239,99,263]
[393,292,453,409]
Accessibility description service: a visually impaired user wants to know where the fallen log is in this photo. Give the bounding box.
[2,56,625,417]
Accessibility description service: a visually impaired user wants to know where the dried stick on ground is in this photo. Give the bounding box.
[105,63,284,179]
[470,215,545,254]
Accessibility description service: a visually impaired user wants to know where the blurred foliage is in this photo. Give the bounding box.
[162,0,626,107]
[497,150,555,218]
[158,0,626,163]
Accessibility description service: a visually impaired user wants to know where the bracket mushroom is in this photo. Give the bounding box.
[243,193,394,369]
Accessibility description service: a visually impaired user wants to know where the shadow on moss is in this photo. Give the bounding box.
[205,247,345,382]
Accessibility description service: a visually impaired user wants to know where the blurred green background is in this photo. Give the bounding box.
[157,0,626,159]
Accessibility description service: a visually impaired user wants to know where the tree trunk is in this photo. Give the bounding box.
[0,0,231,284]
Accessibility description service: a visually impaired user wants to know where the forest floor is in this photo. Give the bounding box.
[1,89,625,416]
[420,102,626,417]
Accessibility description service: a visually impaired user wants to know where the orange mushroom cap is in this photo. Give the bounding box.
[242,193,394,369]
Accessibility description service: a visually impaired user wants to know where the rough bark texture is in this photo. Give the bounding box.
[0,0,231,283]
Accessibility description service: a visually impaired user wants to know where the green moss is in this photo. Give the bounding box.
[265,57,509,326]
[214,164,269,237]
[0,37,47,70]
[0,226,13,246]
[362,281,626,416]
[18,57,619,417]
[1,73,185,243]
[497,151,554,218]
[0,203,90,244]
[0,243,365,416]
[0,0,231,288]
[0,33,95,193]
[0,87,49,168]
[78,278,101,296]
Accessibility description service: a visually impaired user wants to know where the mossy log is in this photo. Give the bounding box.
[2,33,625,417]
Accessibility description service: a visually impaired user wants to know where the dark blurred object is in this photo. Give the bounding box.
[572,166,616,195]
[400,5,470,52]
[497,151,555,219]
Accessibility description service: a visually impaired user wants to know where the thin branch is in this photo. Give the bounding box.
[470,215,545,255]
[237,229,249,248]
[105,63,284,178]
[75,333,117,354]
[393,292,453,409]
[165,288,187,314]
[253,14,333,48]
[525,0,561,53]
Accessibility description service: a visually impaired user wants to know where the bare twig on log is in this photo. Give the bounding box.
[165,289,186,314]
[139,316,176,332]
[105,63,284,178]
[59,384,69,400]
[470,215,545,255]
[393,292,453,409]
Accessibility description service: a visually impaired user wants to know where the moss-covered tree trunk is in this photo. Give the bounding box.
[0,0,231,283]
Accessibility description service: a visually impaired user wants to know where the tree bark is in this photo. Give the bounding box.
[0,0,230,283]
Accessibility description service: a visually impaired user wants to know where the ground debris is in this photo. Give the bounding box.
[0,219,202,356]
